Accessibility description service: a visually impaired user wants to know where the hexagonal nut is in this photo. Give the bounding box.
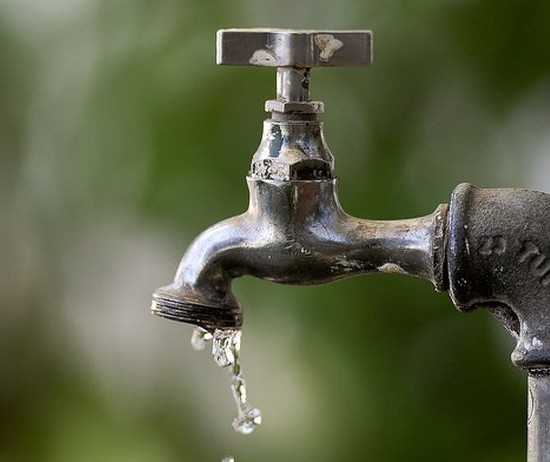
[251,158,332,181]
[265,100,324,114]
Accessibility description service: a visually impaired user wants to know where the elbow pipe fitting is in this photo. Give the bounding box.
[446,183,550,374]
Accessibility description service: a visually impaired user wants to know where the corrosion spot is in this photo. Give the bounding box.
[314,34,344,62]
[249,49,278,66]
[378,263,406,274]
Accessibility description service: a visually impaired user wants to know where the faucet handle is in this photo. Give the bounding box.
[217,29,372,113]
[216,29,372,68]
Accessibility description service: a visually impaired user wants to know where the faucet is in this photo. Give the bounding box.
[151,29,550,462]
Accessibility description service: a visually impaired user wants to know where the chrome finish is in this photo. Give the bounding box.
[151,100,446,331]
[249,117,333,181]
[277,68,310,102]
[152,178,447,330]
[216,29,372,68]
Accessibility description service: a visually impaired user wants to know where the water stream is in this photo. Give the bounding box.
[191,327,262,435]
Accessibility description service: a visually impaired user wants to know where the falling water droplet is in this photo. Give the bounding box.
[190,327,212,351]
[232,403,262,435]
[221,457,235,462]
[212,329,240,368]
[230,373,262,434]
[190,326,262,435]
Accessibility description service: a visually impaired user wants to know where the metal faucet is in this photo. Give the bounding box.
[151,29,550,462]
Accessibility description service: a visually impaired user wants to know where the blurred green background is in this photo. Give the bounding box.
[2,0,550,461]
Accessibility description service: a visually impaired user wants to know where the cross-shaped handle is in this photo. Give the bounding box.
[216,29,372,68]
[216,29,372,113]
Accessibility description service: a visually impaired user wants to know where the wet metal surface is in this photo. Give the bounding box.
[152,176,447,330]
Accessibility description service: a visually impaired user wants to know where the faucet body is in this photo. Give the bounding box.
[152,116,447,330]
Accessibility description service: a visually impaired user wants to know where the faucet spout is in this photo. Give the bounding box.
[152,177,448,330]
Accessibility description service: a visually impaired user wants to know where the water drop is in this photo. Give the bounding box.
[232,405,262,435]
[212,329,241,368]
[231,373,248,405]
[190,327,212,351]
[221,457,235,462]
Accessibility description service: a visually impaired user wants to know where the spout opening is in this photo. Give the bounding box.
[151,288,242,330]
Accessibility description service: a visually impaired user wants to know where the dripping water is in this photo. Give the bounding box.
[191,327,262,435]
